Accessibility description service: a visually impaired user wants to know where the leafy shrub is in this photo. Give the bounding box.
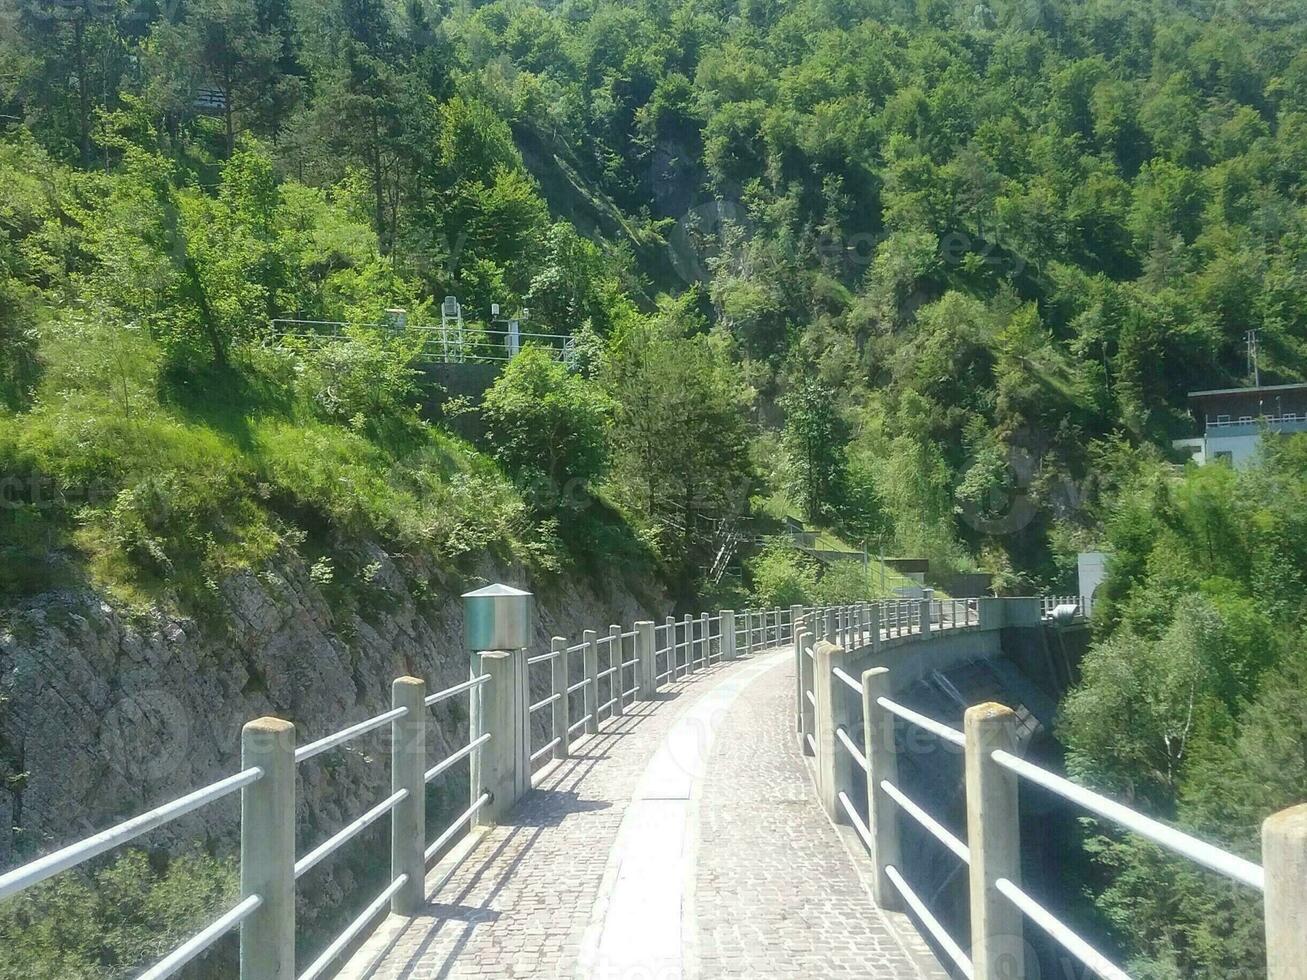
[481,346,612,505]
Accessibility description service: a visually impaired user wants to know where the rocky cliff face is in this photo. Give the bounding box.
[0,542,658,935]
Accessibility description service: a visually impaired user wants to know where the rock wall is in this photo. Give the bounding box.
[0,543,660,936]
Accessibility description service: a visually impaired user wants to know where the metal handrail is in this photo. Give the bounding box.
[296,707,408,763]
[834,726,868,772]
[527,650,559,665]
[424,793,491,863]
[425,673,491,707]
[881,780,970,864]
[529,692,562,713]
[295,789,408,879]
[137,894,263,980]
[995,877,1129,980]
[992,749,1264,890]
[876,697,965,747]
[531,738,562,764]
[298,873,410,980]
[566,678,589,695]
[832,667,863,694]
[425,732,492,784]
[886,865,975,979]
[0,766,263,902]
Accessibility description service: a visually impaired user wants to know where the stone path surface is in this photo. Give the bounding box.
[340,648,945,980]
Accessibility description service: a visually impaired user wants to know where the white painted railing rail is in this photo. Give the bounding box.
[792,601,1306,980]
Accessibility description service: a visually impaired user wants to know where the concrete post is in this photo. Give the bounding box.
[583,629,599,734]
[789,604,802,646]
[813,640,855,820]
[861,668,902,910]
[665,616,677,679]
[635,621,656,699]
[700,612,711,665]
[551,636,569,758]
[391,677,427,915]
[683,614,694,674]
[610,624,624,717]
[799,631,817,756]
[472,647,528,825]
[868,604,882,654]
[823,607,837,643]
[919,595,932,637]
[240,717,296,980]
[965,703,1025,980]
[1264,804,1307,979]
[721,609,736,660]
[793,620,807,732]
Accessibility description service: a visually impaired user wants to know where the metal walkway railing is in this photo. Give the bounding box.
[791,605,1304,980]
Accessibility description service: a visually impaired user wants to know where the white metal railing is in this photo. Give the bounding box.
[794,621,1303,980]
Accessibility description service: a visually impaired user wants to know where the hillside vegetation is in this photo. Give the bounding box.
[3,0,1307,975]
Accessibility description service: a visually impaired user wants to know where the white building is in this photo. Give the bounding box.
[1172,383,1307,469]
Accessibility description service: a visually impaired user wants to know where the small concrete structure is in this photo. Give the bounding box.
[1263,804,1307,979]
[240,717,296,979]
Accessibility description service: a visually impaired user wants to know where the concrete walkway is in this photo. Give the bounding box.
[340,648,945,980]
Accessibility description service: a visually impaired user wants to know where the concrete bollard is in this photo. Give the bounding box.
[683,614,694,674]
[583,629,599,735]
[391,677,427,915]
[240,717,296,980]
[813,640,855,820]
[1263,803,1307,979]
[965,703,1025,980]
[721,609,736,660]
[472,647,529,826]
[635,621,656,699]
[861,668,902,910]
[610,625,624,717]
[551,636,570,758]
[799,630,817,756]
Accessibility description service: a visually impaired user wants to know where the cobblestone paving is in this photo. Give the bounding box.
[691,660,946,980]
[340,649,944,980]
[341,662,738,980]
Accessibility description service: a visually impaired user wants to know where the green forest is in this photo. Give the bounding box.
[2,0,1307,975]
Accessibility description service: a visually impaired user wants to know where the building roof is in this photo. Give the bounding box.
[1189,383,1307,398]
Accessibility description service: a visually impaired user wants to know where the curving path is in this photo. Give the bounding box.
[339,647,945,980]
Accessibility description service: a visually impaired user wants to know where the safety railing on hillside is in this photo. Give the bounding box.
[791,608,1306,980]
[0,599,806,980]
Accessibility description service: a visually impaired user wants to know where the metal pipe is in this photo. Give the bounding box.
[0,767,262,902]
[295,790,408,879]
[995,878,1130,980]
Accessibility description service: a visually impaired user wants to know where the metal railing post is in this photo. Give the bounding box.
[583,629,599,735]
[721,609,736,660]
[240,717,296,980]
[684,614,695,674]
[391,676,426,915]
[610,625,624,717]
[965,703,1025,980]
[799,630,817,756]
[1263,804,1307,979]
[862,667,902,910]
[635,621,656,699]
[551,636,570,757]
